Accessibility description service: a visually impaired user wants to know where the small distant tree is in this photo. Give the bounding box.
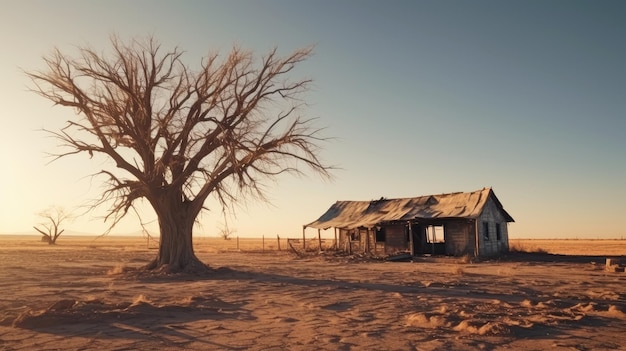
[34,206,71,245]
[217,215,236,240]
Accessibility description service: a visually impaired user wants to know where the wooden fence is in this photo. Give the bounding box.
[192,235,338,252]
[142,234,337,252]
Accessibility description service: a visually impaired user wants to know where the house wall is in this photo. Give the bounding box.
[337,228,350,252]
[364,228,378,254]
[337,228,371,254]
[360,228,370,253]
[338,225,409,256]
[477,196,510,256]
[382,224,408,254]
[413,225,428,254]
[444,220,473,256]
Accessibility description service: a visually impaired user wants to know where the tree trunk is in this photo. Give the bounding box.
[146,197,208,273]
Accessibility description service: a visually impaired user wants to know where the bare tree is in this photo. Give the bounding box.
[34,206,71,245]
[217,212,236,240]
[27,36,331,272]
[217,224,236,241]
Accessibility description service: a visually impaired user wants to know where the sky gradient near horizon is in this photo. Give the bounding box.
[1,1,625,238]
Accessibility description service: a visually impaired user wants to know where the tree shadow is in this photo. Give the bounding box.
[12,295,254,349]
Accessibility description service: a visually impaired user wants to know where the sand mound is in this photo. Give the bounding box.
[602,305,626,320]
[406,313,450,328]
[453,320,510,335]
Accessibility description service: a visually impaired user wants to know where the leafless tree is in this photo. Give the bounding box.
[217,224,236,241]
[217,211,237,240]
[27,36,331,272]
[34,206,71,245]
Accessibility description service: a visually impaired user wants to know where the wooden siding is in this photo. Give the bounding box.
[477,196,510,256]
[337,228,350,252]
[360,228,369,253]
[414,225,428,254]
[444,220,473,256]
[383,224,408,254]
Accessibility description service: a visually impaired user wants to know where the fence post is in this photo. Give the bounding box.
[262,235,265,252]
[277,235,281,251]
[302,226,306,251]
[237,236,239,251]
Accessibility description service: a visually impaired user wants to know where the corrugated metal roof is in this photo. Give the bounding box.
[305,187,514,230]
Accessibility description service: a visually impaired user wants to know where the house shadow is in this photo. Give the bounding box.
[492,251,626,264]
[130,265,555,306]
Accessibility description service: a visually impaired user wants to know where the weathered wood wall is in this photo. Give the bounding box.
[337,228,351,253]
[383,224,408,254]
[477,196,510,256]
[444,220,473,256]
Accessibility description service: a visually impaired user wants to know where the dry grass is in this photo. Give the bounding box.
[510,239,626,256]
[508,241,548,254]
[4,235,625,256]
[0,235,334,253]
[456,253,473,264]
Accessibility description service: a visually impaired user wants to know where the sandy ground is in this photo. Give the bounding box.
[1,236,625,351]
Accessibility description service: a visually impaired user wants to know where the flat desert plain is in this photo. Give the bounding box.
[1,236,625,351]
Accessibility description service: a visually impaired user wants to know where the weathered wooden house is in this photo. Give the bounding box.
[304,188,514,257]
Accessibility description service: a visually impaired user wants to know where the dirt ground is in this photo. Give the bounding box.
[1,236,625,350]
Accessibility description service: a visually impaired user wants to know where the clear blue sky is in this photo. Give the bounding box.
[1,1,624,238]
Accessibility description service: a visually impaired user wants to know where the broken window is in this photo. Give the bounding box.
[350,230,360,241]
[496,223,502,241]
[483,221,490,240]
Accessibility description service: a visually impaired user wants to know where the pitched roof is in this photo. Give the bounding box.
[305,187,514,230]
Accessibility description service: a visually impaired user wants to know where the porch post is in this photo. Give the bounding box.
[474,219,479,257]
[431,225,436,254]
[348,232,352,255]
[318,228,322,252]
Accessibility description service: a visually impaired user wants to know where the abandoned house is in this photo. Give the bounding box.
[304,187,514,257]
